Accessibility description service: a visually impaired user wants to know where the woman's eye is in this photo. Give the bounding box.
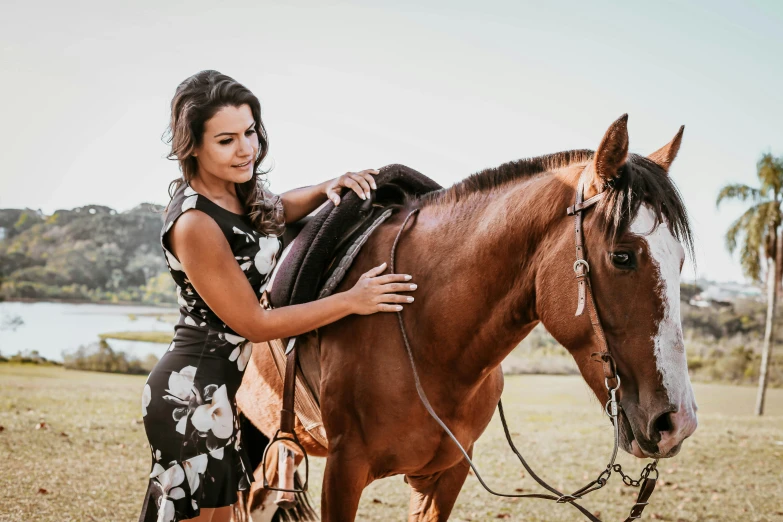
[610,252,634,269]
[219,130,253,145]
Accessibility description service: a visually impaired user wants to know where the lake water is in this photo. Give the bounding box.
[0,301,179,362]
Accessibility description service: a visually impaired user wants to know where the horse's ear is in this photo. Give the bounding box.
[592,114,629,187]
[648,125,684,174]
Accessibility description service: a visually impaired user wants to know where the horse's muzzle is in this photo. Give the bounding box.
[620,401,698,459]
[651,405,698,457]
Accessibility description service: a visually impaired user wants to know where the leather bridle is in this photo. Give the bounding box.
[389,168,660,521]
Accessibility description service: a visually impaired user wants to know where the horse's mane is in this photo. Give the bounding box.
[413,149,694,258]
[416,150,594,207]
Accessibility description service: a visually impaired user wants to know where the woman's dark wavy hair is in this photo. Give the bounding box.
[163,70,285,236]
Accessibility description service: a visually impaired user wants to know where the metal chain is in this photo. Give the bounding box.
[613,461,659,488]
[554,358,659,504]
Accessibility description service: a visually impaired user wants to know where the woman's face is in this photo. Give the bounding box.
[193,103,259,184]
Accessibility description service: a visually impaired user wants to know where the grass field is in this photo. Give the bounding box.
[1,365,782,522]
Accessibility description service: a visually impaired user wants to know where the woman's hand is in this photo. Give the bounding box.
[325,169,379,206]
[345,262,417,315]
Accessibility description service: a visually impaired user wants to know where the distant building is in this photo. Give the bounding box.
[700,282,762,302]
[687,280,763,308]
[0,227,5,240]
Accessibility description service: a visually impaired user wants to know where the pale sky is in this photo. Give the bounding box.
[1,0,782,283]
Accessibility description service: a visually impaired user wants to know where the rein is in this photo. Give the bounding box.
[389,173,660,521]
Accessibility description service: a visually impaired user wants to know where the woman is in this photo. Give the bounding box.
[139,70,417,522]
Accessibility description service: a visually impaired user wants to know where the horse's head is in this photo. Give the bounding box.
[539,115,697,459]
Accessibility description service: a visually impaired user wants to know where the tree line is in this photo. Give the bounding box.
[0,203,175,305]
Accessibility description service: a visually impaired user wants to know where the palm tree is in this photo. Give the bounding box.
[717,153,783,415]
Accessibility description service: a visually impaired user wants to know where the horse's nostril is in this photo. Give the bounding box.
[653,411,673,434]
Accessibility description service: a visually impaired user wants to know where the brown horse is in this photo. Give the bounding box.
[237,114,698,521]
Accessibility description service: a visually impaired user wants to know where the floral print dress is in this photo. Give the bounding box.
[138,180,282,522]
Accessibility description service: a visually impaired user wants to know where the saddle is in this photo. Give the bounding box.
[269,164,442,308]
[260,164,441,504]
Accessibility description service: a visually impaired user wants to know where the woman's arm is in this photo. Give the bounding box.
[279,180,330,224]
[280,169,379,223]
[168,210,415,343]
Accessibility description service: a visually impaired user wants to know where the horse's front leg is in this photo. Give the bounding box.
[321,442,371,522]
[406,451,472,522]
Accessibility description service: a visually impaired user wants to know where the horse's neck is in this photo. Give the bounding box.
[409,166,580,379]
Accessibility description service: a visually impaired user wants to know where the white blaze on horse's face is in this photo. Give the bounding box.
[630,205,697,453]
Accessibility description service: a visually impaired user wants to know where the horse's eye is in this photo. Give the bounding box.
[610,251,635,269]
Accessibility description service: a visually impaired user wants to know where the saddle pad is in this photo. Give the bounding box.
[264,336,328,448]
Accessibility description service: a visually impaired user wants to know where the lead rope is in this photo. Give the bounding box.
[389,204,659,521]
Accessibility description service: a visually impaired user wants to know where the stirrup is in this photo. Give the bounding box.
[261,429,310,494]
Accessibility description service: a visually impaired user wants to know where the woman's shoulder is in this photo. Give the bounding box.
[166,209,226,252]
[163,181,197,222]
[162,180,238,236]
[160,180,226,258]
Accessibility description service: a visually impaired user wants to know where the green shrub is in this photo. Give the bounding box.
[62,340,158,375]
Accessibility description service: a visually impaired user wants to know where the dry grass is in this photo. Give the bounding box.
[98,331,173,344]
[1,365,782,521]
[0,365,151,522]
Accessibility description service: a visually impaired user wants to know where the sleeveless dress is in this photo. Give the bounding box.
[138,180,283,522]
